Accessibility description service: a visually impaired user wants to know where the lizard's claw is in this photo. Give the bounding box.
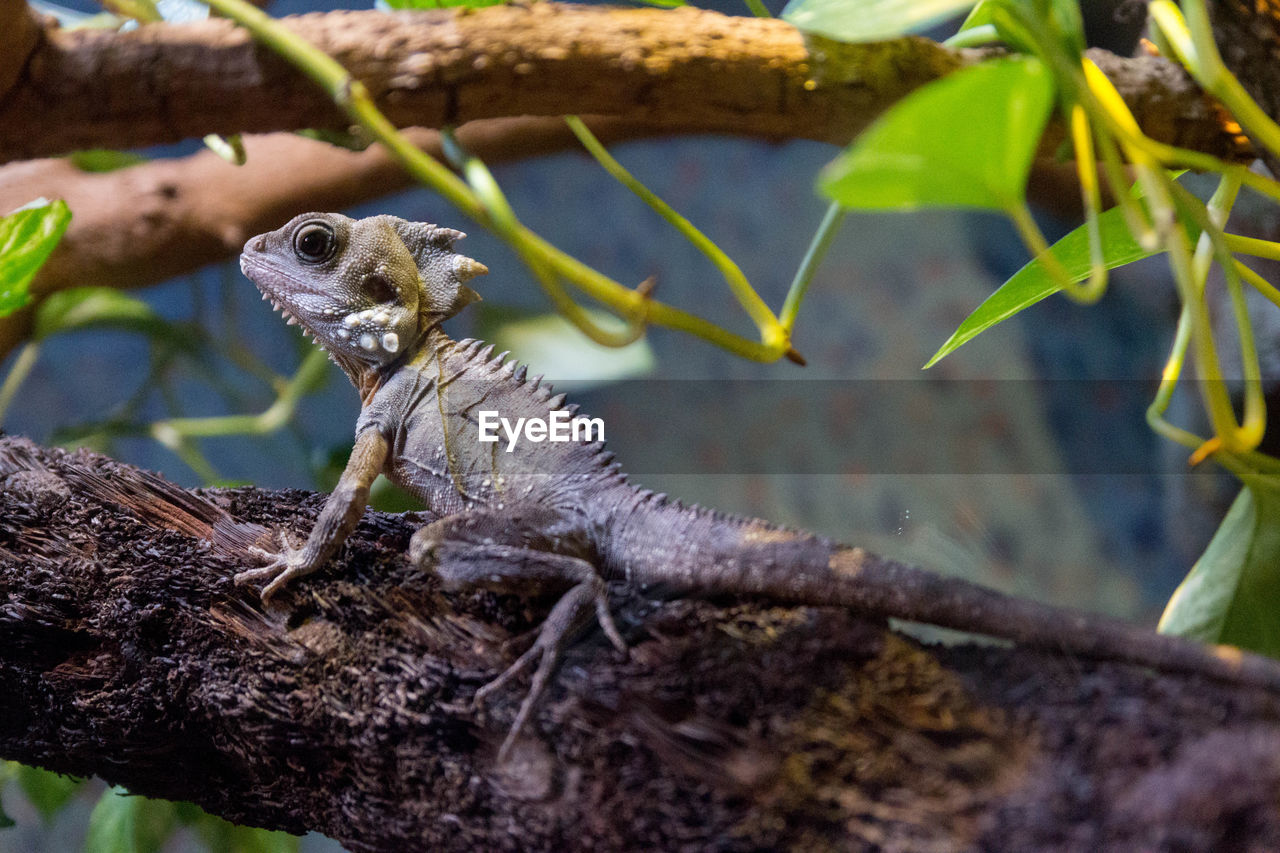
[235,530,311,602]
[476,576,626,764]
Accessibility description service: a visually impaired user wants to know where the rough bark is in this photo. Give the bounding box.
[2,435,1280,851]
[1209,0,1280,177]
[0,4,1248,164]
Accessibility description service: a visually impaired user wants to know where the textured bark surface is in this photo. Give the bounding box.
[2,436,1280,851]
[0,4,1248,163]
[1209,0,1280,176]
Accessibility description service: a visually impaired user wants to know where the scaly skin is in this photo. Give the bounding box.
[240,212,1280,762]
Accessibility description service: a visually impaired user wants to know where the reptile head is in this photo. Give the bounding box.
[240,212,487,369]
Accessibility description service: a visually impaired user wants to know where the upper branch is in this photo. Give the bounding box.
[0,3,1248,163]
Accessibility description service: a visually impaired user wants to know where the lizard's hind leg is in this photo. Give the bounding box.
[409,507,626,762]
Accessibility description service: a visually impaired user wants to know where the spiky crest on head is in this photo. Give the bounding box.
[388,218,486,323]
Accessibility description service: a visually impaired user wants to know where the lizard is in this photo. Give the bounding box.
[237,210,1280,760]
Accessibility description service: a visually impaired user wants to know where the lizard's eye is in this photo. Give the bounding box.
[363,272,396,303]
[293,222,337,264]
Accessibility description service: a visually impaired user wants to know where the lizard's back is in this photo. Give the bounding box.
[361,332,624,518]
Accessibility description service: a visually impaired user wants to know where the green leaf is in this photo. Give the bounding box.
[923,203,1180,367]
[925,170,1193,367]
[16,765,81,822]
[955,0,996,32]
[32,287,175,343]
[950,0,1082,54]
[188,810,300,853]
[67,150,148,173]
[84,788,177,853]
[0,199,72,317]
[1160,482,1280,658]
[948,0,1031,50]
[171,800,299,853]
[782,0,977,42]
[819,57,1054,212]
[202,134,247,166]
[1048,0,1086,56]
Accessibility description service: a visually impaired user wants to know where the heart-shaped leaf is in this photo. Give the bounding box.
[819,57,1054,212]
[0,199,72,317]
[783,0,977,43]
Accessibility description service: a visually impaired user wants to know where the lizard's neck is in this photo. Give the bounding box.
[338,324,454,405]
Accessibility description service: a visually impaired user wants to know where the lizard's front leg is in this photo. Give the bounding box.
[408,505,626,760]
[236,428,388,602]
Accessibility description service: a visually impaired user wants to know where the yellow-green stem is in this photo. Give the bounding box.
[1224,233,1280,263]
[1066,103,1107,302]
[149,347,330,440]
[943,24,999,48]
[1006,202,1072,291]
[1079,49,1280,207]
[1189,176,1265,451]
[458,138,647,347]
[1153,0,1280,161]
[780,201,845,332]
[1234,259,1280,311]
[1146,302,1197,449]
[201,0,789,362]
[563,116,784,346]
[1161,188,1243,452]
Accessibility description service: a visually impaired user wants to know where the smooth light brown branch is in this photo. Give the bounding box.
[0,117,664,358]
[0,4,1248,164]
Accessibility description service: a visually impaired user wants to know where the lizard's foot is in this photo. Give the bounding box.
[235,530,313,602]
[443,548,626,763]
[413,536,626,654]
[475,580,612,763]
[410,508,625,763]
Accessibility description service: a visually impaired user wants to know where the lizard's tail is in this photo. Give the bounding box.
[605,490,1280,692]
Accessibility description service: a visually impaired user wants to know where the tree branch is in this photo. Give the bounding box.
[2,435,1280,850]
[0,3,1250,362]
[0,4,1248,164]
[0,6,1252,360]
[0,118,666,359]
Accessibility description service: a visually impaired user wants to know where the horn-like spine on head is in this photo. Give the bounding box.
[391,219,489,322]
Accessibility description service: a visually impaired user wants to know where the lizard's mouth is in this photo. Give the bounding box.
[240,254,332,340]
